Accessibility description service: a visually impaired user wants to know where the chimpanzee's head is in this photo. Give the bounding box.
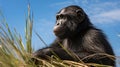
[53,5,88,39]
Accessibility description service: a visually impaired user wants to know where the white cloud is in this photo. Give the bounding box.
[91,9,120,23]
[100,10,120,20]
[118,34,120,37]
[83,1,120,23]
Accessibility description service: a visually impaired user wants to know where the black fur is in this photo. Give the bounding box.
[33,5,115,66]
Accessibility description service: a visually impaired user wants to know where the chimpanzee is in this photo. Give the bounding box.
[33,5,115,66]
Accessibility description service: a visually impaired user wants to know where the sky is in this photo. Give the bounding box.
[0,0,120,66]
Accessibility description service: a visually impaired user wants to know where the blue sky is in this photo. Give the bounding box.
[0,0,120,65]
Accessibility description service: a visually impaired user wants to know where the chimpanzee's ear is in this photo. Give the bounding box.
[76,9,85,17]
[76,9,85,23]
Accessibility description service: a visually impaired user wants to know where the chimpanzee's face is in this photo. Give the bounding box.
[53,6,85,39]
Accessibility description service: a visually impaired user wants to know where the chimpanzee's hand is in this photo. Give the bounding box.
[33,48,53,60]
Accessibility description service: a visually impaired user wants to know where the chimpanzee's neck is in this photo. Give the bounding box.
[62,37,83,51]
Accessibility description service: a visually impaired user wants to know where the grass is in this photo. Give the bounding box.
[0,4,114,67]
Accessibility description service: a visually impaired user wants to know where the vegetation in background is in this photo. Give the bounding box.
[0,4,114,67]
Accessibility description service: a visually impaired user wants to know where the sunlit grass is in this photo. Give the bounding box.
[0,4,114,67]
[0,4,34,67]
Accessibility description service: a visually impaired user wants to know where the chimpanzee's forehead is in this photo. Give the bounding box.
[59,9,66,14]
[58,8,76,14]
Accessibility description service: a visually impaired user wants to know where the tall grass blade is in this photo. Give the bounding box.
[25,3,33,54]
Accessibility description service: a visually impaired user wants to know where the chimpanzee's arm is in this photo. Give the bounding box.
[33,47,75,61]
